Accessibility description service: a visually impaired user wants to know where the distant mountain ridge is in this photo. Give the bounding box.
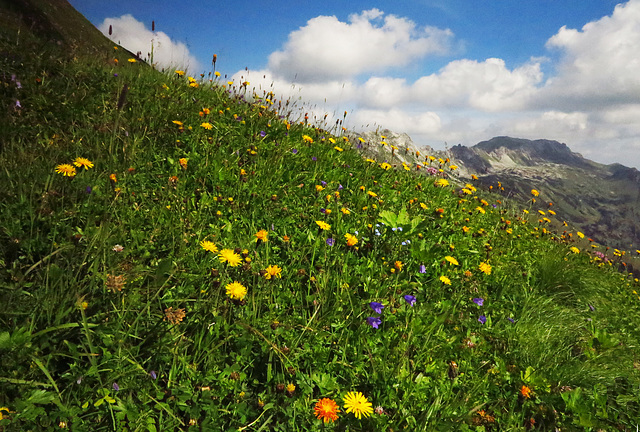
[356,131,640,251]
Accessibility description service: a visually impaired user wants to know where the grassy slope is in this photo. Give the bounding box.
[2,5,640,432]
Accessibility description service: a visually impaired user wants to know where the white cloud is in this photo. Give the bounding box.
[99,15,202,72]
[539,0,640,108]
[234,5,640,169]
[267,9,453,83]
[411,58,543,111]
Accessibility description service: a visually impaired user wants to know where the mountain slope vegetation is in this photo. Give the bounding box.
[2,1,640,430]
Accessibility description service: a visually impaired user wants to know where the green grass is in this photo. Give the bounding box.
[2,33,640,432]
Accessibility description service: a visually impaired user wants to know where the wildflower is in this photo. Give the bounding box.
[419,264,426,273]
[404,295,416,306]
[179,158,188,169]
[341,207,350,215]
[570,246,580,254]
[315,220,331,231]
[112,244,124,252]
[380,162,392,170]
[291,148,298,154]
[218,249,242,267]
[369,302,384,314]
[314,398,340,423]
[345,233,358,246]
[225,281,247,300]
[172,120,183,126]
[577,231,585,239]
[334,146,343,152]
[315,184,325,192]
[531,189,539,197]
[479,262,492,275]
[302,135,314,143]
[444,256,459,266]
[326,238,335,246]
[264,265,282,279]
[128,58,136,63]
[436,178,449,187]
[367,317,382,328]
[106,274,125,292]
[255,229,269,243]
[478,315,487,324]
[286,383,295,393]
[473,298,484,306]
[440,275,451,285]
[394,261,403,271]
[520,385,533,399]
[163,307,186,324]
[149,370,157,380]
[343,391,374,419]
[449,165,458,170]
[175,70,185,76]
[113,382,120,391]
[201,122,213,130]
[73,157,94,170]
[55,164,77,177]
[200,240,218,253]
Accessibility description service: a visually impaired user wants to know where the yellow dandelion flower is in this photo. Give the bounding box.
[334,146,343,152]
[343,391,373,419]
[379,162,392,170]
[200,240,218,253]
[218,249,242,267]
[73,157,94,170]
[316,220,331,231]
[255,229,268,242]
[436,179,449,187]
[55,164,76,177]
[345,233,358,246]
[341,207,350,215]
[479,262,492,275]
[175,70,185,76]
[201,122,213,130]
[570,246,580,254]
[264,265,282,279]
[440,275,451,285]
[476,206,486,214]
[302,135,314,143]
[128,58,136,63]
[444,256,459,266]
[367,190,378,198]
[577,231,585,239]
[531,189,539,197]
[225,281,247,300]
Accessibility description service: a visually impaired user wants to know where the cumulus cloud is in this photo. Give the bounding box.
[235,5,640,168]
[267,9,453,83]
[99,15,202,72]
[538,0,640,109]
[411,58,543,111]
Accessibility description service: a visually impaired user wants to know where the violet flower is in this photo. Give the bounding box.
[367,317,382,329]
[369,301,384,314]
[403,295,416,307]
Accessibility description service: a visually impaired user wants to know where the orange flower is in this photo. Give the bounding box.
[314,398,340,423]
[520,385,533,399]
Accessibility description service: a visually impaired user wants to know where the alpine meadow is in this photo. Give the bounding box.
[2,1,640,430]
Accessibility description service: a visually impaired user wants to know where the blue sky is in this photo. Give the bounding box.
[70,0,640,168]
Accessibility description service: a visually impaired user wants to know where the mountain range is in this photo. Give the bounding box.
[356,131,640,251]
